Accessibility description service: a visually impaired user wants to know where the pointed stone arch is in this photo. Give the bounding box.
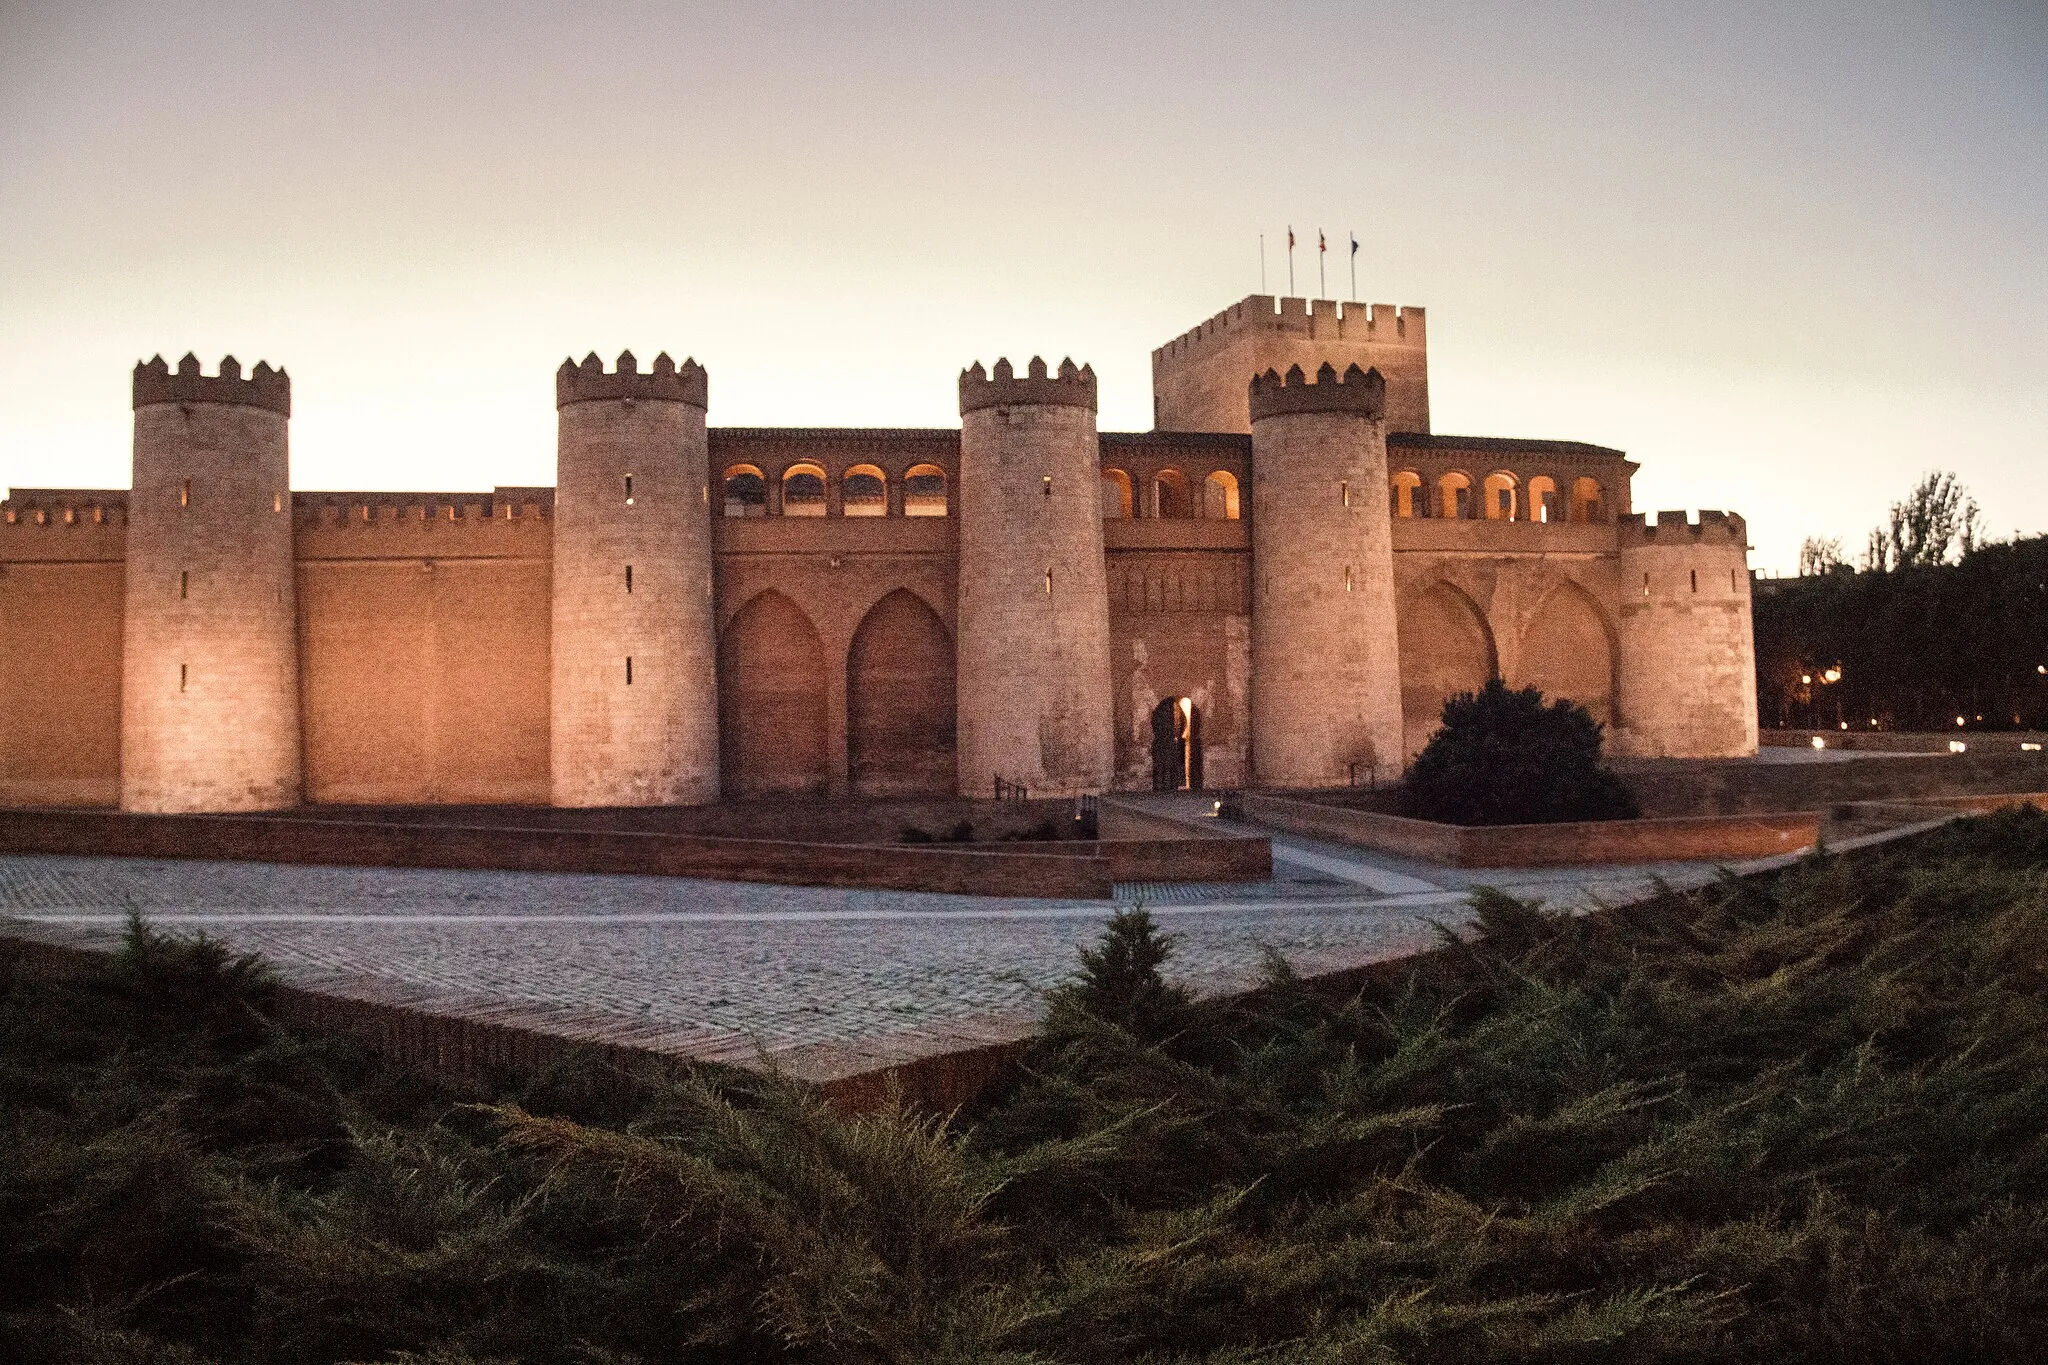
[1517,578,1616,727]
[718,589,827,798]
[847,588,957,796]
[1398,581,1498,756]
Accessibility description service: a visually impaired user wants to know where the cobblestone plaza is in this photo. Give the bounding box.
[0,827,1739,1061]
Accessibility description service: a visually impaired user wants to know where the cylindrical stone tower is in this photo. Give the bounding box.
[1248,362,1405,786]
[955,357,1116,797]
[549,351,721,806]
[1615,510,1759,758]
[122,353,301,811]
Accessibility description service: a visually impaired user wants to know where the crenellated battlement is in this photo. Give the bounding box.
[1619,509,1748,547]
[293,488,553,528]
[554,351,707,409]
[958,356,1097,414]
[1248,362,1386,421]
[1153,296,1425,364]
[133,353,291,416]
[2,489,129,528]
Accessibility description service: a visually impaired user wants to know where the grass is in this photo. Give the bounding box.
[7,807,2048,1361]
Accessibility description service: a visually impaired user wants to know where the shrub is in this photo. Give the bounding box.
[1402,677,1640,825]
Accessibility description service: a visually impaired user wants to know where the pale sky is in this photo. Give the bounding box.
[2,0,2042,572]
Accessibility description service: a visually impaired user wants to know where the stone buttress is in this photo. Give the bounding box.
[954,358,1116,796]
[550,352,721,805]
[1248,363,1405,786]
[1615,511,1758,758]
[122,354,302,811]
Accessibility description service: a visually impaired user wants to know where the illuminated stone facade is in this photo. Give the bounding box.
[0,296,1757,811]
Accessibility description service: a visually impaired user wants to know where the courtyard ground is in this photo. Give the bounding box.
[0,795,1813,1077]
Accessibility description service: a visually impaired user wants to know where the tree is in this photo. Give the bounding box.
[1867,471,1983,571]
[1402,678,1641,826]
[1798,536,1847,576]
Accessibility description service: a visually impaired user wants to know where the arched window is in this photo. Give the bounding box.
[721,464,767,518]
[842,464,886,517]
[1527,475,1558,523]
[904,463,949,517]
[1483,471,1517,521]
[1570,476,1605,524]
[1390,470,1423,519]
[1100,468,1134,519]
[1438,471,1473,520]
[1202,470,1241,520]
[1152,468,1192,518]
[781,463,826,517]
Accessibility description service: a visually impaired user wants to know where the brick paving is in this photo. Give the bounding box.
[0,827,1747,1062]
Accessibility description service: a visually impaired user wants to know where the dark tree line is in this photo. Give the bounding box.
[1756,474,2048,732]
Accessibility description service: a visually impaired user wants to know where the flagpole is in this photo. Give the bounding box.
[1349,232,1357,302]
[1318,230,1326,299]
[1286,226,1295,296]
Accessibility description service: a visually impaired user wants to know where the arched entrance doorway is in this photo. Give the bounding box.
[1149,696,1204,791]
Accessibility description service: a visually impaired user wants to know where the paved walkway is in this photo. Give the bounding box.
[0,806,1760,1063]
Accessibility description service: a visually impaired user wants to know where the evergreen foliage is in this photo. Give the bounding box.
[1756,533,2048,731]
[1402,677,1640,825]
[11,811,2048,1359]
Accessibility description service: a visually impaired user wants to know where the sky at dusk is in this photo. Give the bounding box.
[2,0,2042,573]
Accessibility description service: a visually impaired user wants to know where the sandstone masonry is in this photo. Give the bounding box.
[0,296,1756,810]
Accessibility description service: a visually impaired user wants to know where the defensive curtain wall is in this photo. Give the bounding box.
[0,296,1755,812]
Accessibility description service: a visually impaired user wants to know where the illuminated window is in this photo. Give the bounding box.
[1570,477,1604,524]
[905,464,949,516]
[721,464,767,518]
[1438,472,1473,519]
[1152,469,1192,518]
[781,463,827,517]
[842,464,886,516]
[1202,470,1241,520]
[1482,472,1517,521]
[1101,468,1134,519]
[1390,470,1423,518]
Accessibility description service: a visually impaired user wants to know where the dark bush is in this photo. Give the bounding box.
[1402,676,1640,825]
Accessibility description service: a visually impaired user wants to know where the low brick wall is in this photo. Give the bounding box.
[1093,835,1270,883]
[0,808,1115,900]
[1242,794,1821,868]
[1882,792,2048,817]
[0,928,1018,1112]
[1761,729,2048,755]
[1615,751,2048,817]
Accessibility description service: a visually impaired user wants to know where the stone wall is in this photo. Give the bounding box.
[124,365,301,811]
[0,496,125,807]
[1615,512,1758,758]
[954,360,1116,797]
[296,500,552,804]
[1152,296,1430,435]
[1243,792,1820,867]
[0,806,1119,898]
[1248,368,1404,785]
[551,355,721,806]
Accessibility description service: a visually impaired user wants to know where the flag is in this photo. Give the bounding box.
[1351,233,1359,256]
[1319,231,1327,253]
[1287,227,1295,249]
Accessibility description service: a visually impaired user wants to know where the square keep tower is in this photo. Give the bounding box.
[1152,296,1429,436]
